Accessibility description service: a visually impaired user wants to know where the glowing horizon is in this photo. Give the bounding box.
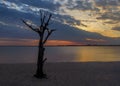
[0,38,86,46]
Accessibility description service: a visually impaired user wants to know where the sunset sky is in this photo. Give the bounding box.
[0,0,120,46]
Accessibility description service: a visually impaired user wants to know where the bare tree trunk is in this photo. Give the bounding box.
[34,38,46,78]
[22,11,55,79]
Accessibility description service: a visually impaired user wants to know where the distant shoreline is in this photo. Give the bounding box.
[0,45,120,47]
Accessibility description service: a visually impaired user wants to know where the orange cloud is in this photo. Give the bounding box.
[0,38,38,46]
[45,40,85,46]
[0,38,85,46]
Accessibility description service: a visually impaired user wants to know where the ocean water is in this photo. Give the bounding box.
[0,46,120,63]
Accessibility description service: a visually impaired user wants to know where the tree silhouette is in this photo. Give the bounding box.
[22,11,55,79]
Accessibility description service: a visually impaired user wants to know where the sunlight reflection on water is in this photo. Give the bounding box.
[46,46,120,62]
[75,46,120,62]
[0,46,120,63]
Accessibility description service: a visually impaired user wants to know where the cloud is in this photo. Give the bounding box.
[45,40,84,46]
[0,21,8,26]
[63,0,97,11]
[104,21,119,24]
[0,21,26,29]
[94,0,119,8]
[112,27,120,31]
[96,12,120,21]
[0,38,38,46]
[0,0,83,27]
[94,0,120,22]
[0,38,84,46]
[0,0,58,15]
[0,0,120,45]
[53,14,81,26]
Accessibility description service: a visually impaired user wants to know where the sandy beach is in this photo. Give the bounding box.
[0,62,120,86]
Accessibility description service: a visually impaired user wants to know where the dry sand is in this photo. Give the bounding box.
[0,62,120,86]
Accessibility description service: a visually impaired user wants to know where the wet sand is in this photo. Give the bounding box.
[0,62,120,86]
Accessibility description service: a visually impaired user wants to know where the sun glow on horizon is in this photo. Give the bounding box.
[0,38,85,46]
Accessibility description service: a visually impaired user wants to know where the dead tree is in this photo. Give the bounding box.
[22,11,55,79]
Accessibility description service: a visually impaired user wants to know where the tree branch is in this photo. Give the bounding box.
[45,14,52,27]
[40,10,43,25]
[41,14,46,25]
[40,11,46,26]
[42,58,47,64]
[21,19,39,33]
[43,29,56,44]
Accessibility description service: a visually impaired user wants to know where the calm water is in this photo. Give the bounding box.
[0,46,120,63]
